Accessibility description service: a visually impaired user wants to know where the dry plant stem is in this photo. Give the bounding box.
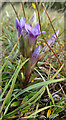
[10,2,19,20]
[14,34,22,51]
[59,83,65,94]
[21,2,26,22]
[42,3,64,55]
[44,59,62,78]
[35,2,64,71]
[0,2,7,12]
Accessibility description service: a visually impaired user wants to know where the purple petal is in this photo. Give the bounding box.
[15,17,20,30]
[15,17,25,37]
[25,23,39,37]
[32,23,39,36]
[51,30,59,40]
[25,23,32,34]
[47,30,59,46]
[20,17,25,28]
[43,30,59,52]
[18,28,21,37]
[25,24,37,45]
[34,23,40,33]
[32,44,40,58]
[33,23,45,36]
[37,31,46,36]
[56,30,59,36]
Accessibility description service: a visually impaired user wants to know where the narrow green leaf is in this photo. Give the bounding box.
[3,86,45,118]
[0,58,29,113]
[34,68,55,105]
[11,101,20,107]
[51,64,64,80]
[0,88,13,113]
[2,78,65,118]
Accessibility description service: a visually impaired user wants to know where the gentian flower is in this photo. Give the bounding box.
[32,44,40,59]
[47,30,59,46]
[25,23,45,45]
[31,44,40,66]
[27,44,41,77]
[15,17,25,37]
[43,30,59,52]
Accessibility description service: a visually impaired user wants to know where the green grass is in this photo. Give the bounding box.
[0,2,65,120]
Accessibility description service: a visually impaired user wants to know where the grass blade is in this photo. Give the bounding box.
[0,58,29,113]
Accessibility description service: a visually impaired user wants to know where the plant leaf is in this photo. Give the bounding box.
[47,109,51,118]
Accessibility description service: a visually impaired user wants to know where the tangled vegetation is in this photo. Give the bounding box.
[0,2,66,120]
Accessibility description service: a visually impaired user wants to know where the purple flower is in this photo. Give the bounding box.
[31,44,40,66]
[43,30,59,52]
[47,30,59,46]
[15,17,25,37]
[25,23,45,45]
[28,44,40,76]
[32,44,40,59]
